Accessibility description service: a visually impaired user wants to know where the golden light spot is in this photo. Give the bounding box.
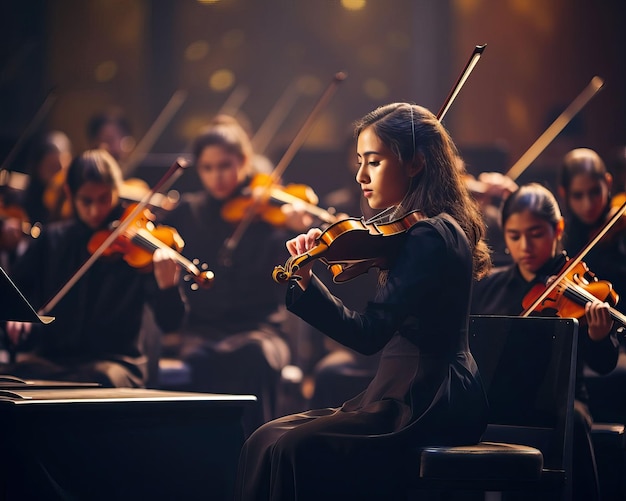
[509,0,555,34]
[197,0,220,4]
[222,29,245,49]
[179,115,213,142]
[94,61,118,82]
[453,0,481,16]
[363,78,389,100]
[209,69,235,91]
[185,40,210,61]
[341,0,366,11]
[296,75,322,96]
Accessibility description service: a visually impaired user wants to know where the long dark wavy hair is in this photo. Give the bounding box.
[353,103,491,279]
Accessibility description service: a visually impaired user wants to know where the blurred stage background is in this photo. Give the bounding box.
[1,0,624,198]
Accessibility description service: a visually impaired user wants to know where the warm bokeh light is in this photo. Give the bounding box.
[363,78,389,100]
[185,40,210,61]
[454,0,480,16]
[341,0,366,11]
[209,69,236,91]
[221,29,245,49]
[94,60,118,82]
[197,0,220,4]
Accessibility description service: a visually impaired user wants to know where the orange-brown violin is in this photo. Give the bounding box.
[522,259,626,327]
[88,203,213,290]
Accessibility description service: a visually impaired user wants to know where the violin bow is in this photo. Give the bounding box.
[437,44,486,121]
[505,76,604,181]
[38,158,189,315]
[521,197,626,317]
[219,71,347,265]
[121,89,188,177]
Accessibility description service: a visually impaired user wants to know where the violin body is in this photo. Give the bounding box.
[221,173,335,226]
[273,210,425,283]
[88,203,213,288]
[522,260,625,327]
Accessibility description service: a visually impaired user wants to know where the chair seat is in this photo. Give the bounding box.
[417,441,543,481]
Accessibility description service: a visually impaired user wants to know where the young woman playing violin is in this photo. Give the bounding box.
[158,115,310,436]
[470,182,620,501]
[0,149,184,387]
[235,102,492,501]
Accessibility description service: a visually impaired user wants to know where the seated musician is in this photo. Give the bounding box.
[470,182,620,501]
[235,102,491,500]
[159,115,310,435]
[0,149,184,388]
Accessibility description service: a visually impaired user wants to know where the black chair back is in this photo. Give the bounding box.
[469,315,578,492]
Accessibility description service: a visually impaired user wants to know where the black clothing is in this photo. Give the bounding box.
[470,255,620,501]
[0,204,185,387]
[235,214,489,500]
[160,188,292,433]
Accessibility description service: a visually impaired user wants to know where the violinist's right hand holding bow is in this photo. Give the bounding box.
[286,227,322,290]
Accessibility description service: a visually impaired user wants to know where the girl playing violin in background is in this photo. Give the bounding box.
[159,115,310,435]
[558,147,626,308]
[0,149,184,387]
[235,103,491,500]
[470,182,620,501]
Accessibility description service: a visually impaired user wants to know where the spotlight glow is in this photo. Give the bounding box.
[341,0,366,11]
[209,69,235,91]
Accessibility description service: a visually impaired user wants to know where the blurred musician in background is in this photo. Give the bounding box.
[86,108,135,165]
[159,114,310,435]
[0,149,184,387]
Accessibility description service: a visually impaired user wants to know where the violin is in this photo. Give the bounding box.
[87,203,214,290]
[522,259,626,327]
[272,210,425,283]
[521,197,626,326]
[221,173,337,226]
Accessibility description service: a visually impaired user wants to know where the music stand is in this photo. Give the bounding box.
[0,266,54,324]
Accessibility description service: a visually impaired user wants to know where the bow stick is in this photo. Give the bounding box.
[506,76,604,181]
[438,44,486,121]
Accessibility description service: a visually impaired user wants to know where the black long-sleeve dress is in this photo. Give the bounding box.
[1,204,185,387]
[234,213,489,501]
